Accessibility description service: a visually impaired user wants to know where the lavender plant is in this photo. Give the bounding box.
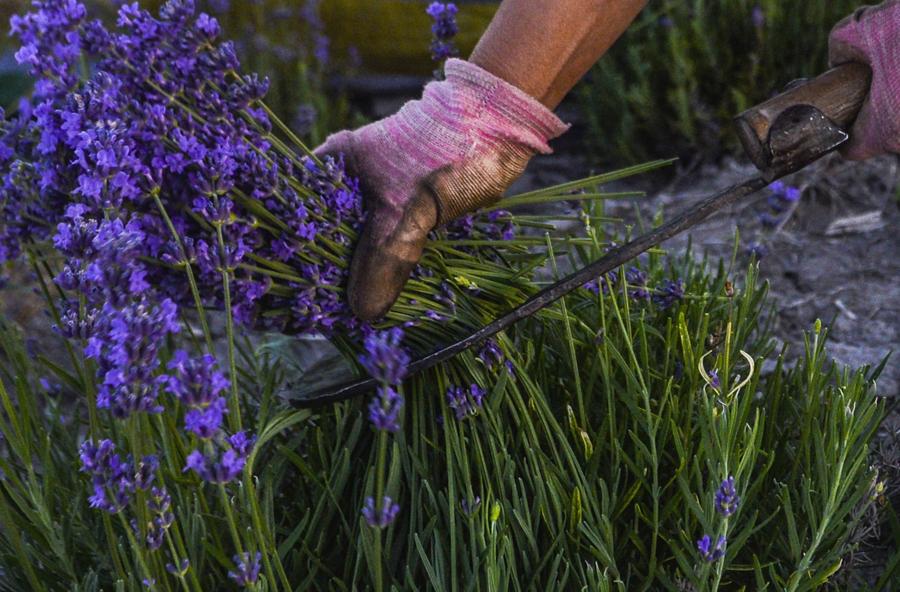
[427,1,459,79]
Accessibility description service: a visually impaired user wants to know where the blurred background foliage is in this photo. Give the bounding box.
[1,1,864,162]
[577,0,863,163]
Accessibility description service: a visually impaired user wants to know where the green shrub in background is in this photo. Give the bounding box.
[201,0,362,146]
[578,0,861,163]
[0,213,886,590]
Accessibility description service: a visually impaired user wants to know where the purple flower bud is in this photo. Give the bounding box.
[652,279,685,310]
[446,384,486,420]
[361,496,400,528]
[752,5,765,28]
[358,328,409,385]
[368,386,403,432]
[166,558,191,576]
[745,242,768,259]
[477,339,505,372]
[426,2,459,63]
[697,534,727,561]
[183,397,228,438]
[183,431,255,484]
[461,496,481,515]
[228,552,262,587]
[714,476,740,516]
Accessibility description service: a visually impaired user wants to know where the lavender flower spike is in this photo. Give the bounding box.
[427,2,460,63]
[183,431,256,484]
[362,496,401,529]
[697,534,727,562]
[228,552,262,587]
[714,476,740,517]
[447,384,486,420]
[358,327,410,385]
[368,386,404,432]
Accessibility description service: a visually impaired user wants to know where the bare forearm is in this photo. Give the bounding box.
[470,0,647,109]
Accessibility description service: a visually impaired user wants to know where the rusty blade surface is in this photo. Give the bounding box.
[286,174,770,407]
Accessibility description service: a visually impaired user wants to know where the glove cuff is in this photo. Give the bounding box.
[829,0,900,155]
[443,59,570,155]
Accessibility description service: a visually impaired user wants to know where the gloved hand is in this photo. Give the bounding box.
[829,0,900,160]
[315,59,568,320]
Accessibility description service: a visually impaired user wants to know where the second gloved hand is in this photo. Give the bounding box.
[315,59,568,321]
[829,0,900,159]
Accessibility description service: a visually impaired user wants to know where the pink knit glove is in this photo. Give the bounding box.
[315,59,568,320]
[829,0,900,159]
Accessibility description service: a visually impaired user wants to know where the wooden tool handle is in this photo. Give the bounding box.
[735,63,872,172]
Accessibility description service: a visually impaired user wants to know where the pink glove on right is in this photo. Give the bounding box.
[829,0,900,159]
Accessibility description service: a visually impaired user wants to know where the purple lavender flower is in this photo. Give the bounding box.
[745,242,768,259]
[782,187,802,202]
[79,439,157,514]
[314,34,330,66]
[653,279,685,310]
[361,496,400,529]
[135,456,159,490]
[708,369,720,390]
[673,359,684,380]
[6,0,366,342]
[625,267,650,300]
[228,552,262,587]
[697,534,727,561]
[145,519,166,551]
[446,384,486,420]
[183,397,229,439]
[167,351,231,407]
[148,487,173,516]
[293,104,318,136]
[166,558,191,577]
[167,351,233,437]
[183,431,256,484]
[209,0,230,14]
[714,476,739,517]
[477,339,505,372]
[368,386,404,432]
[757,182,800,230]
[461,496,482,515]
[758,212,780,228]
[358,328,410,385]
[427,2,459,63]
[752,5,765,28]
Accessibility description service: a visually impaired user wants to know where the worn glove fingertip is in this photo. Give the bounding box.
[347,193,438,321]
